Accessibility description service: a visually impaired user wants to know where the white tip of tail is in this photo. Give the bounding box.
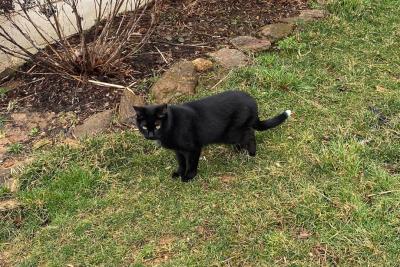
[284,110,292,117]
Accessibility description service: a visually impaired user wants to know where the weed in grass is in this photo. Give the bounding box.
[277,36,307,51]
[29,127,40,137]
[7,143,23,154]
[0,87,8,96]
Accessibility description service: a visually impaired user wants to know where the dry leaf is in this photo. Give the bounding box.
[376,85,387,93]
[298,229,312,239]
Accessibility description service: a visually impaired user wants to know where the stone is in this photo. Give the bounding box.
[192,58,213,72]
[151,61,198,103]
[118,89,145,125]
[258,23,296,42]
[280,9,327,23]
[230,36,271,53]
[11,111,55,130]
[72,109,114,138]
[208,48,249,69]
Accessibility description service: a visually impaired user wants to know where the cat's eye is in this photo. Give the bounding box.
[142,125,147,130]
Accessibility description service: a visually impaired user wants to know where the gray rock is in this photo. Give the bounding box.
[11,111,55,130]
[258,23,295,42]
[208,48,249,69]
[72,109,114,138]
[151,61,198,103]
[280,9,327,23]
[118,89,145,125]
[230,36,271,53]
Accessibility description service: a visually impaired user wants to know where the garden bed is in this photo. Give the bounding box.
[0,0,308,120]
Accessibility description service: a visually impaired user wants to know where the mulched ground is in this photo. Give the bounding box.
[0,0,308,120]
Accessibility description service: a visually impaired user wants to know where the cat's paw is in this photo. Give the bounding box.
[172,170,185,179]
[181,171,197,182]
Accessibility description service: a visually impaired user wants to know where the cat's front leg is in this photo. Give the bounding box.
[181,149,201,182]
[172,151,186,179]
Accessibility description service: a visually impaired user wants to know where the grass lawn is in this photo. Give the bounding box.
[1,0,399,265]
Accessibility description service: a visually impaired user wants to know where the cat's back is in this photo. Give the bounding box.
[185,90,255,110]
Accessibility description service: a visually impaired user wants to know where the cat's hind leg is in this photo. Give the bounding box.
[246,129,256,156]
[235,129,256,156]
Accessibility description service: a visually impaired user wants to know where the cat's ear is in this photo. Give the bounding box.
[158,104,168,118]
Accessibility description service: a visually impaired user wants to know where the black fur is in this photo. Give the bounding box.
[134,91,290,182]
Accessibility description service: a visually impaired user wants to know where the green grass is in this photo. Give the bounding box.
[1,0,400,265]
[7,143,24,155]
[29,127,40,137]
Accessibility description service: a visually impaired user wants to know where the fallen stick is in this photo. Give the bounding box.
[88,79,127,89]
[154,46,169,64]
[210,70,232,90]
[367,190,400,198]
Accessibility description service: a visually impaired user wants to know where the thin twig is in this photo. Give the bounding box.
[154,46,168,64]
[23,77,45,86]
[210,70,232,90]
[127,81,138,88]
[367,190,400,198]
[317,190,335,204]
[156,41,213,48]
[26,65,37,73]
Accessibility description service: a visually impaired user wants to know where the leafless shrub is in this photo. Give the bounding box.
[0,0,159,79]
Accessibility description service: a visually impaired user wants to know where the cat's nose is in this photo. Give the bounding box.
[148,131,154,138]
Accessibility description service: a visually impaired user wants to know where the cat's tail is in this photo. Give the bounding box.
[253,110,291,131]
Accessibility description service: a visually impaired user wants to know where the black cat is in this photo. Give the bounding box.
[134,91,291,182]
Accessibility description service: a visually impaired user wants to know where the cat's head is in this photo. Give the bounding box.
[133,104,168,140]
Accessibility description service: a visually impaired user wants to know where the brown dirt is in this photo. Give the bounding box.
[0,0,308,120]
